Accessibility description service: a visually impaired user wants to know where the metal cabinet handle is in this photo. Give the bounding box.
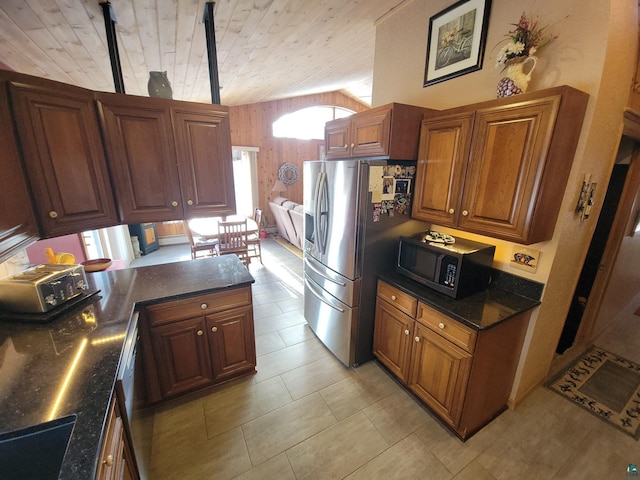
[462,210,469,216]
[438,322,445,329]
[414,336,421,343]
[171,200,179,207]
[304,277,345,313]
[350,143,355,148]
[104,454,113,466]
[187,200,194,206]
[343,144,348,149]
[49,211,58,219]
[391,295,397,301]
[404,329,410,335]
[197,330,203,336]
[211,326,218,333]
[200,303,208,310]
[304,258,346,286]
[448,208,455,214]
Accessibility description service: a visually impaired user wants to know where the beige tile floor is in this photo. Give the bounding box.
[136,238,640,480]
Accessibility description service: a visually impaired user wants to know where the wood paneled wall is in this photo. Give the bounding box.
[229,91,368,226]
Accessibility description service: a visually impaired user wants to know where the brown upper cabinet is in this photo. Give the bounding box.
[412,86,589,244]
[5,72,119,238]
[0,82,39,262]
[96,93,236,223]
[325,103,433,160]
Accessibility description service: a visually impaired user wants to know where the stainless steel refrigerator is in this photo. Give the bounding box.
[303,159,424,367]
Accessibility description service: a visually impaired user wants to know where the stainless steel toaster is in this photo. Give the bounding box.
[0,264,89,313]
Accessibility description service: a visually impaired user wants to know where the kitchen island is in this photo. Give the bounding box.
[0,255,254,479]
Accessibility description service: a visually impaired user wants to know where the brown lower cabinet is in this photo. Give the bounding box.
[96,395,138,480]
[139,286,256,403]
[373,280,529,440]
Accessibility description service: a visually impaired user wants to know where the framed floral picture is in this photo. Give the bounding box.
[424,0,492,87]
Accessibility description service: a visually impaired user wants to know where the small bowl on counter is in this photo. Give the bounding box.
[81,258,112,272]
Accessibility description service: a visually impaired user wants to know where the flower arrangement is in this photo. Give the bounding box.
[495,12,555,69]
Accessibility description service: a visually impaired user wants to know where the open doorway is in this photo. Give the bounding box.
[556,162,629,353]
[557,135,640,354]
[232,146,259,218]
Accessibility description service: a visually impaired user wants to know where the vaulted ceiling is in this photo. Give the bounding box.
[0,0,406,106]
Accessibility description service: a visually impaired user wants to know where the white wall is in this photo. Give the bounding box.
[372,0,637,403]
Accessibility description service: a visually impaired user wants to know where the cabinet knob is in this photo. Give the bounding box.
[187,200,194,206]
[49,210,58,219]
[200,303,208,310]
[438,322,445,329]
[414,336,421,343]
[404,329,410,335]
[343,144,348,149]
[197,330,204,336]
[104,454,113,467]
[390,295,396,301]
[448,208,455,214]
[211,326,218,333]
[171,200,179,207]
[462,210,469,216]
[350,143,355,148]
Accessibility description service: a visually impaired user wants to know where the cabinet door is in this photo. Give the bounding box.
[96,396,140,480]
[96,93,183,223]
[459,97,559,242]
[0,84,39,261]
[408,323,472,428]
[373,298,414,383]
[172,105,236,217]
[350,108,391,157]
[150,317,214,398]
[325,118,351,159]
[9,81,118,237]
[206,305,256,383]
[412,113,474,226]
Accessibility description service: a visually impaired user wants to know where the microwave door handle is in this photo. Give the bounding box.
[304,277,345,313]
[434,254,445,284]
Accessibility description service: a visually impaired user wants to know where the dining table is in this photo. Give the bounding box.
[188,215,259,240]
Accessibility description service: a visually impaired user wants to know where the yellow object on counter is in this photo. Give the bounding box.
[44,248,75,264]
[45,247,56,264]
[55,253,75,264]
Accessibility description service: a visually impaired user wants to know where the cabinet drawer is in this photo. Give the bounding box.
[417,302,476,353]
[377,281,417,318]
[146,287,252,326]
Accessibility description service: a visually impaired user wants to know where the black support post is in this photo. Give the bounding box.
[203,2,221,104]
[100,1,125,94]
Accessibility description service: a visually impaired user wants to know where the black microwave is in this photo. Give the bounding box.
[396,232,495,299]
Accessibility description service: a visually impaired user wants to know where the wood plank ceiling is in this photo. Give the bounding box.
[0,0,406,106]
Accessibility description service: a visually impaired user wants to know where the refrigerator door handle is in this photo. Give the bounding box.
[316,171,328,254]
[304,258,346,286]
[313,172,323,254]
[304,277,345,313]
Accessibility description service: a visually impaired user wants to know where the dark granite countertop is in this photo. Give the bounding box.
[0,255,254,479]
[378,269,543,330]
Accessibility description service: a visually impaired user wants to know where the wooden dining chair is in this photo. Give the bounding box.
[184,220,218,259]
[246,208,263,264]
[216,219,249,266]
